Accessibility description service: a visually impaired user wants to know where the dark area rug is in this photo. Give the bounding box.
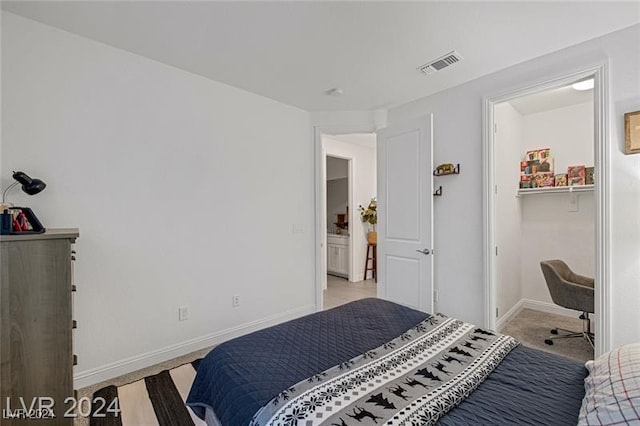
[90,359,204,426]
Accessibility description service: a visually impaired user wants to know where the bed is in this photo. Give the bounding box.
[186,298,639,425]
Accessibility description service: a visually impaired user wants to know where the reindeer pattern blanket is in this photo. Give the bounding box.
[250,314,519,426]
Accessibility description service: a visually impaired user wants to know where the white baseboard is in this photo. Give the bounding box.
[495,299,525,332]
[74,304,316,389]
[520,298,582,318]
[496,298,582,332]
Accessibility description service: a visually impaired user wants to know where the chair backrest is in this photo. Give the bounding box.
[540,259,595,313]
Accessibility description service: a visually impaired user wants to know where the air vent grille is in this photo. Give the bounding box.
[418,51,463,75]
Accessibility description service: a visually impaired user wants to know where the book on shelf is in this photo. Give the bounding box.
[520,149,555,188]
[532,172,555,188]
[569,176,585,186]
[585,167,594,185]
[567,165,586,186]
[554,174,568,187]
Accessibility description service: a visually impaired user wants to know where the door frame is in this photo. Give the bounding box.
[314,125,377,311]
[482,62,611,356]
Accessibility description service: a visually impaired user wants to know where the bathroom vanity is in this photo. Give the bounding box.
[327,233,349,278]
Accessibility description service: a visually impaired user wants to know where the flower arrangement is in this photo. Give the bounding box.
[358,198,377,228]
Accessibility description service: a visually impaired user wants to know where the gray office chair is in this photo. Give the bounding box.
[540,259,594,348]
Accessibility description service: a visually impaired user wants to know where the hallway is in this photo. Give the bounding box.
[323,275,376,309]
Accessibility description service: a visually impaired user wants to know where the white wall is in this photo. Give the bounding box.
[326,156,348,180]
[494,102,524,320]
[388,24,640,349]
[523,102,594,174]
[323,135,376,282]
[520,194,595,301]
[1,12,315,387]
[520,101,595,304]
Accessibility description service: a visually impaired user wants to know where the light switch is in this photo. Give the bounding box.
[292,224,305,234]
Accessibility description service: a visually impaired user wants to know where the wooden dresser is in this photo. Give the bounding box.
[1,229,78,425]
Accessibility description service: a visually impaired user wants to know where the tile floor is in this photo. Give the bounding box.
[323,274,377,309]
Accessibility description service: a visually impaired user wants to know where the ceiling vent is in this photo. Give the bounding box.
[417,51,463,75]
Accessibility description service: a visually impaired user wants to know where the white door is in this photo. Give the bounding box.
[377,115,434,312]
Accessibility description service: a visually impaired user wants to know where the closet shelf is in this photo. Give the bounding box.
[517,184,594,197]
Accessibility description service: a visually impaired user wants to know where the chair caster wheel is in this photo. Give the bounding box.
[545,339,554,345]
[550,329,558,335]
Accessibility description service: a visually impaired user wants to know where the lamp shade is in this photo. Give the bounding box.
[12,171,46,195]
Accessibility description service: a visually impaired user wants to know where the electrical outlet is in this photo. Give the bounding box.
[178,305,189,321]
[232,295,240,307]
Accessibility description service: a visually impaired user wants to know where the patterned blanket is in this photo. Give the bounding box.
[250,314,519,426]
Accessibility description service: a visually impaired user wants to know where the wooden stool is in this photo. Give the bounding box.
[364,243,377,282]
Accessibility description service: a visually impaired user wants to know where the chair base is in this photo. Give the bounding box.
[544,312,594,348]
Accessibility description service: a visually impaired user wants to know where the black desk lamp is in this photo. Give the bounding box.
[1,171,47,234]
[2,171,47,202]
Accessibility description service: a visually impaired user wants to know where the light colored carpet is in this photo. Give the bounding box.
[500,308,594,363]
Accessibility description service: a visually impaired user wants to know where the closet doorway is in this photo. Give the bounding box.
[483,65,611,357]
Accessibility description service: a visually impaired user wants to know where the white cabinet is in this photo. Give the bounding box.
[327,235,349,278]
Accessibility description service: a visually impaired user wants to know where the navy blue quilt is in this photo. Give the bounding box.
[440,346,587,425]
[187,298,587,425]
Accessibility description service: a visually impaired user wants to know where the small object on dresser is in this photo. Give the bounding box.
[0,210,11,234]
[17,210,29,231]
[0,207,45,235]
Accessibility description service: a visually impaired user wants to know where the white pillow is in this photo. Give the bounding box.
[578,343,640,425]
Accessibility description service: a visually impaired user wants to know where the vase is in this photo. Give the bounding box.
[367,231,377,245]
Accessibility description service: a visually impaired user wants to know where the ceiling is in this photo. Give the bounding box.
[509,82,594,116]
[2,1,639,112]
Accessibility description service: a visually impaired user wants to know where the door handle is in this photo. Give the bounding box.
[416,248,431,255]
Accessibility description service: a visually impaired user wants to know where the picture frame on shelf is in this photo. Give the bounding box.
[625,110,640,154]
